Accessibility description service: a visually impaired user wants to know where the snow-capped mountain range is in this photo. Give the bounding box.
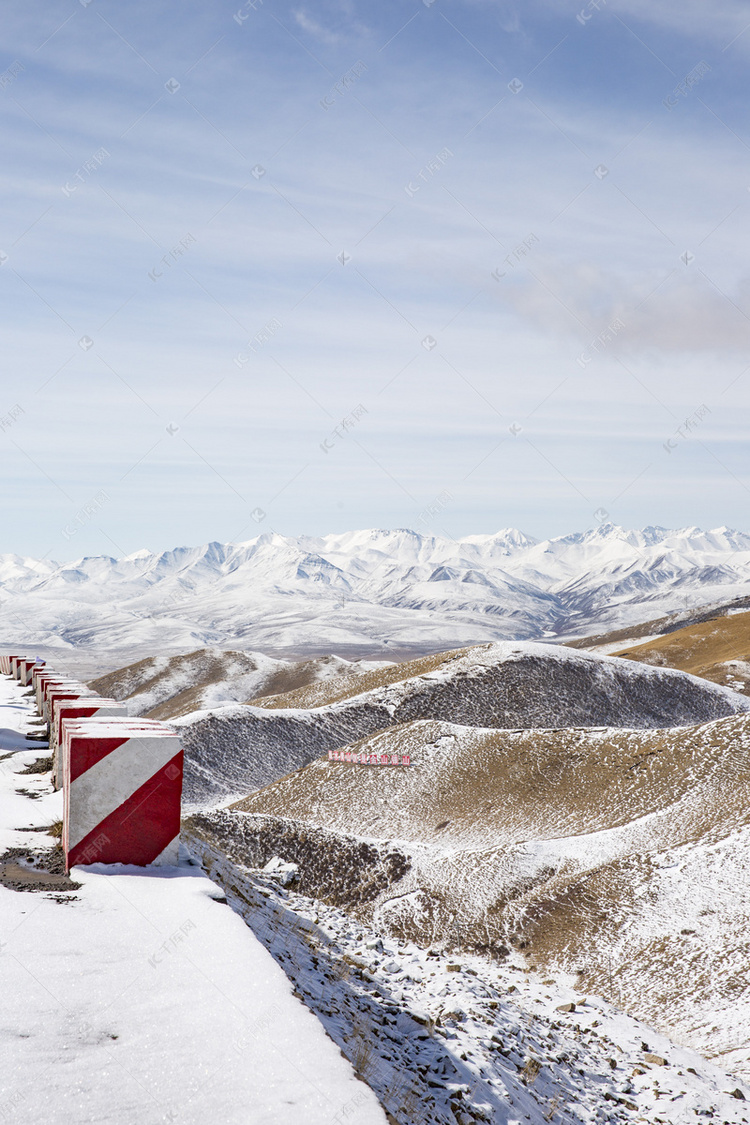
[2,524,750,658]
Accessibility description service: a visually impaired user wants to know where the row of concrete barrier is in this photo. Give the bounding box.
[2,654,183,871]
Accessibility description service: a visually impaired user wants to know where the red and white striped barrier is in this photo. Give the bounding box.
[32,666,56,702]
[328,749,412,766]
[17,658,38,686]
[58,718,168,794]
[7,656,184,872]
[50,699,128,789]
[2,655,45,684]
[44,682,94,724]
[35,670,73,714]
[62,720,183,870]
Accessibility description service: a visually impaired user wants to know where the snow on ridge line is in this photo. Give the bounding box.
[172,641,750,733]
[446,640,750,705]
[4,523,750,658]
[5,521,750,575]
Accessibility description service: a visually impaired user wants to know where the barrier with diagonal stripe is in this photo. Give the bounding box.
[2,656,183,871]
[50,699,129,789]
[62,720,183,870]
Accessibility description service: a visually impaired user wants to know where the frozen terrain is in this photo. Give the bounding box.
[612,608,750,696]
[194,708,750,1084]
[173,640,750,805]
[0,676,386,1125]
[5,652,750,1121]
[88,646,391,720]
[185,829,750,1124]
[3,524,750,660]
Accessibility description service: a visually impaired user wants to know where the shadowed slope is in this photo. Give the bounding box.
[177,641,749,805]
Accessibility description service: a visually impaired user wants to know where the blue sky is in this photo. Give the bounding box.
[2,0,750,558]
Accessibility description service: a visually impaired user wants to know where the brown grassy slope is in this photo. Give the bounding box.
[566,594,750,653]
[612,609,750,695]
[207,713,750,1075]
[247,646,471,709]
[90,648,264,718]
[90,647,387,720]
[230,715,750,855]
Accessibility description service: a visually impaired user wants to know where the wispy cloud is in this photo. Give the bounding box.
[0,0,748,554]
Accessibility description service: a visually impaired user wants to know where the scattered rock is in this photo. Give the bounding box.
[644,1053,667,1066]
[729,1089,746,1100]
[556,1003,576,1013]
[409,1008,431,1027]
[262,856,299,886]
[0,847,80,894]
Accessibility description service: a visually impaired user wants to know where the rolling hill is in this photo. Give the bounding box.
[611,609,750,696]
[175,640,750,805]
[188,710,750,1081]
[88,647,390,720]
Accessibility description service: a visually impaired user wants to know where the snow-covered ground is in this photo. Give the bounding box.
[5,670,750,1124]
[189,835,750,1125]
[88,647,392,720]
[0,676,386,1125]
[3,524,750,661]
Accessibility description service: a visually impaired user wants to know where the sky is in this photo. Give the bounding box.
[2,0,750,559]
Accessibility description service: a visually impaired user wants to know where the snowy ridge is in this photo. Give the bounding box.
[174,641,750,806]
[88,647,390,720]
[3,524,750,657]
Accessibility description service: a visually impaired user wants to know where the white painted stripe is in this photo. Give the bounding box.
[67,733,181,849]
[61,720,171,795]
[61,722,175,800]
[51,704,130,790]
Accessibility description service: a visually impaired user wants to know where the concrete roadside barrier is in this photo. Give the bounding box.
[35,670,71,714]
[59,718,168,794]
[51,699,128,789]
[18,658,43,686]
[43,682,95,725]
[32,664,51,708]
[38,675,75,715]
[62,719,183,870]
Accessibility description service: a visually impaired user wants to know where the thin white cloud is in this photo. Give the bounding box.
[293,9,343,45]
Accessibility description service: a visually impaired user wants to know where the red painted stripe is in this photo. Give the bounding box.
[68,735,131,783]
[49,691,87,707]
[57,706,102,719]
[67,750,183,868]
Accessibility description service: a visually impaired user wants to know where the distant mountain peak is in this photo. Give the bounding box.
[2,525,749,654]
